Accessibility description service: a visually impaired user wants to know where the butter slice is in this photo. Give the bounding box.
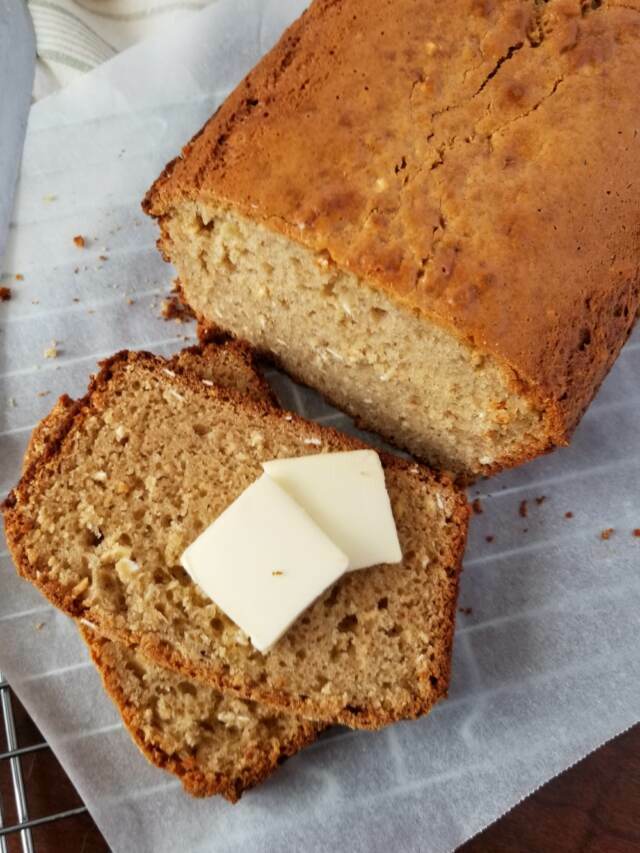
[180,474,348,653]
[263,450,402,571]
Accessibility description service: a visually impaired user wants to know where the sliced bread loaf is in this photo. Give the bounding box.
[81,625,320,801]
[144,0,640,481]
[4,349,469,729]
[22,341,318,800]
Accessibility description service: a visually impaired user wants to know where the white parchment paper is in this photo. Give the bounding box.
[1,2,639,851]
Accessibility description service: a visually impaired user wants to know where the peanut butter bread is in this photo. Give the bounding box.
[82,626,320,801]
[144,0,640,480]
[23,342,318,800]
[24,340,274,466]
[4,350,468,728]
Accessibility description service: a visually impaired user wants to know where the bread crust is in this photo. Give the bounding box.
[144,0,640,457]
[3,349,469,729]
[82,628,322,802]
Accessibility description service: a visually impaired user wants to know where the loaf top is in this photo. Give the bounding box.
[145,0,640,437]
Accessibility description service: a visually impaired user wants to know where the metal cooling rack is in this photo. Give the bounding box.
[0,672,88,851]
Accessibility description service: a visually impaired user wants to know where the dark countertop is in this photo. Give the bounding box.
[1,687,638,852]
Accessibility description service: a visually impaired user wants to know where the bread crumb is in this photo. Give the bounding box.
[565,511,574,519]
[633,529,640,538]
[161,294,194,323]
[127,297,135,305]
[98,255,108,261]
[8,397,16,408]
[471,498,483,515]
[35,622,45,631]
[535,496,546,505]
[0,286,11,301]
[37,390,50,398]
[42,194,57,202]
[272,570,284,576]
[31,298,39,304]
[600,528,614,540]
[73,235,86,248]
[485,534,494,543]
[519,499,528,518]
[15,273,24,281]
[43,340,58,359]
[71,576,89,597]
[115,557,140,583]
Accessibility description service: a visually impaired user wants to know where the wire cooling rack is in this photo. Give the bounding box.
[0,672,89,852]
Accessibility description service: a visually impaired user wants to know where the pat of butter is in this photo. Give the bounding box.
[180,474,348,653]
[262,450,402,571]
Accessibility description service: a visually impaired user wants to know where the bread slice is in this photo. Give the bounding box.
[4,349,469,728]
[143,0,640,481]
[21,341,318,801]
[23,340,274,468]
[81,624,320,801]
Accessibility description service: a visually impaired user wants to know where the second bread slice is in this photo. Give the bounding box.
[4,349,469,728]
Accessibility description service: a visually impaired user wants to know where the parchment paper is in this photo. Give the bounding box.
[1,2,639,851]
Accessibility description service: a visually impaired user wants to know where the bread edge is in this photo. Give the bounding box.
[80,626,322,802]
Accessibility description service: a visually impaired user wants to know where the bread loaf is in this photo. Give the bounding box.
[4,349,468,729]
[144,0,640,480]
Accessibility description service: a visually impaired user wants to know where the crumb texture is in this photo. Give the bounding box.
[5,351,468,728]
[85,629,319,801]
[146,0,640,478]
[165,204,548,477]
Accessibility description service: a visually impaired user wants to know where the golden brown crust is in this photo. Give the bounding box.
[3,349,469,729]
[145,0,640,451]
[82,627,321,802]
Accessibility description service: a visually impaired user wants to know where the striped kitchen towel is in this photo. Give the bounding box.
[29,0,215,100]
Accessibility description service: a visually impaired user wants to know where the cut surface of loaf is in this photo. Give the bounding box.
[4,350,468,728]
[144,0,640,480]
[81,627,320,801]
[23,341,317,801]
